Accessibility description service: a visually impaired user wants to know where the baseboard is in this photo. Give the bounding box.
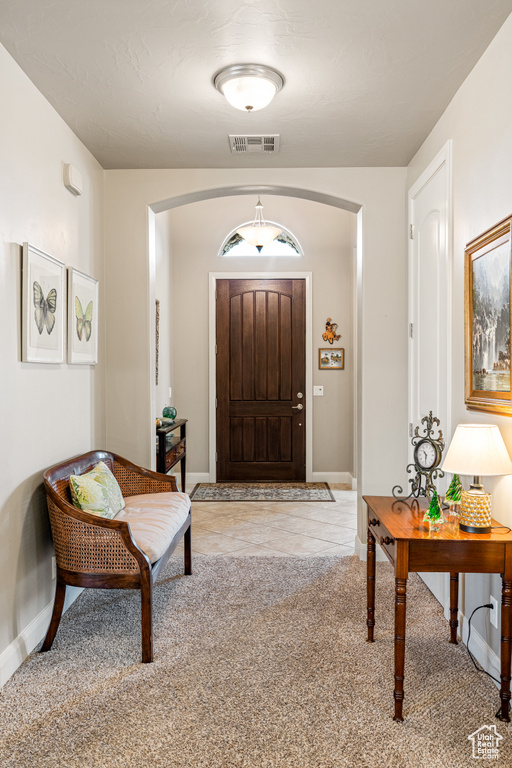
[171,472,209,493]
[354,534,388,562]
[0,586,82,688]
[177,472,209,493]
[459,612,501,689]
[311,472,354,485]
[354,535,365,560]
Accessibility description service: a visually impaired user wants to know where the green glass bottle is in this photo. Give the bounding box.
[162,406,177,421]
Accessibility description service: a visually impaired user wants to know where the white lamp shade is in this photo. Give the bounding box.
[442,424,512,476]
[236,223,282,247]
[221,77,277,112]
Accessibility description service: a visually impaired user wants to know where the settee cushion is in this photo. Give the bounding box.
[116,491,190,563]
[69,461,125,519]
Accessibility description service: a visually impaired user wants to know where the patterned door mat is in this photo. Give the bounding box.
[189,482,335,502]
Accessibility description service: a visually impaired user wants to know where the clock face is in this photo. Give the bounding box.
[415,440,438,470]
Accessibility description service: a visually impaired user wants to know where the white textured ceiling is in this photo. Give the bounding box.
[1,0,511,169]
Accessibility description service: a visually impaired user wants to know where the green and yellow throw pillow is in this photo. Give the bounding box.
[69,461,125,519]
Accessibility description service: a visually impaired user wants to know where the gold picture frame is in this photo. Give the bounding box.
[319,348,344,370]
[465,215,512,415]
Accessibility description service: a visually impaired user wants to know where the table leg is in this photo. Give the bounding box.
[394,576,407,722]
[181,455,186,493]
[499,576,512,722]
[449,572,459,644]
[367,528,376,642]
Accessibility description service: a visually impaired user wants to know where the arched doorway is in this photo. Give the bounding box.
[149,186,361,490]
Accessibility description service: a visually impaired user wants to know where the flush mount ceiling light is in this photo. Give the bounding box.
[214,64,284,112]
[237,198,282,252]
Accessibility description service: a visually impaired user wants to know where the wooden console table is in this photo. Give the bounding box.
[156,419,187,491]
[364,495,512,722]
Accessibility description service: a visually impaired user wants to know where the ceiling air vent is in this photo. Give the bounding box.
[229,135,280,154]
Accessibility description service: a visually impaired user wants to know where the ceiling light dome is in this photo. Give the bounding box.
[214,64,284,112]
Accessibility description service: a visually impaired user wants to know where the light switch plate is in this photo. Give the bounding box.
[313,386,324,396]
[168,387,172,399]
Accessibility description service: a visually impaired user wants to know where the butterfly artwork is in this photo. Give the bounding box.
[68,268,98,364]
[33,281,57,335]
[75,296,93,342]
[23,243,65,363]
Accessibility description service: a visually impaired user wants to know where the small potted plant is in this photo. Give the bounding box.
[444,474,462,523]
[423,489,446,533]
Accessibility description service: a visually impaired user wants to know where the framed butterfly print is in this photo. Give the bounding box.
[67,268,98,364]
[22,242,66,363]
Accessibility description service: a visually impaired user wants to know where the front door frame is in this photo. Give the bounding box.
[209,271,313,482]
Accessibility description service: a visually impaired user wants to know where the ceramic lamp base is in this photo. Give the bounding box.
[459,489,492,534]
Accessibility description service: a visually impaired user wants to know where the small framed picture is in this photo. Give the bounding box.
[465,215,512,415]
[319,348,344,370]
[68,268,99,364]
[22,242,66,363]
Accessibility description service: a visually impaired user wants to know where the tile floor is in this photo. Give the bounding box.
[184,484,357,558]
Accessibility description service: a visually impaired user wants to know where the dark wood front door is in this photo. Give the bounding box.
[216,278,306,482]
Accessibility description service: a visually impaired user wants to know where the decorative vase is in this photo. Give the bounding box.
[162,406,177,420]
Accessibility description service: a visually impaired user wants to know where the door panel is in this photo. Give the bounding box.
[216,278,305,481]
[409,144,451,608]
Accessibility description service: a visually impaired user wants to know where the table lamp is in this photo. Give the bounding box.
[442,424,512,533]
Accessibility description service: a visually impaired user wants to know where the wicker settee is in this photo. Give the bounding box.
[42,450,192,663]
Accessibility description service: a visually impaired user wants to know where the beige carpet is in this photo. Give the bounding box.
[0,555,510,767]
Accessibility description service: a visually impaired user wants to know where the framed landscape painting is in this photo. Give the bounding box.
[68,268,99,364]
[22,242,65,363]
[465,215,512,415]
[319,348,344,370]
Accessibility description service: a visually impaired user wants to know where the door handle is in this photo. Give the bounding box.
[292,404,303,410]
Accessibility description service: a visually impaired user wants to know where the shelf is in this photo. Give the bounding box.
[156,419,188,487]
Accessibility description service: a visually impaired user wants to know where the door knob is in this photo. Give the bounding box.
[292,404,303,410]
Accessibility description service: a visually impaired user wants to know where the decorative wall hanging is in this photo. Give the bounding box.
[155,299,160,385]
[392,411,445,501]
[22,242,65,363]
[465,215,512,416]
[319,348,344,370]
[67,268,98,364]
[322,317,340,345]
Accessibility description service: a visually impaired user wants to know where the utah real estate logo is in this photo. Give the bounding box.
[468,725,503,759]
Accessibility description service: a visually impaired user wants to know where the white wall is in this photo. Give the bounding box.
[0,44,105,683]
[407,13,512,665]
[166,195,355,479]
[104,168,408,546]
[154,212,173,416]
